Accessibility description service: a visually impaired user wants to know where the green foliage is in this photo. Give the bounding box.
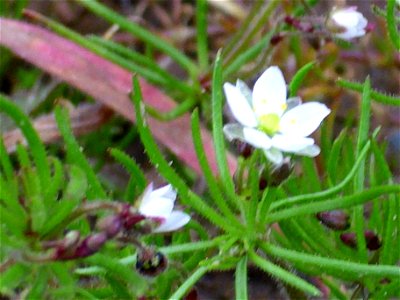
[386,0,400,50]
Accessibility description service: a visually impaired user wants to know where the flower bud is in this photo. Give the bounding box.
[270,34,285,46]
[119,204,146,230]
[184,288,198,300]
[235,141,253,158]
[97,215,122,238]
[316,210,350,230]
[42,230,80,250]
[74,232,108,258]
[364,230,381,250]
[340,230,381,250]
[136,248,167,277]
[340,232,357,248]
[259,159,292,188]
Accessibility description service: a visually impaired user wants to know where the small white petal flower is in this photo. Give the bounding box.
[223,83,258,127]
[264,148,284,166]
[243,127,272,149]
[223,66,331,164]
[253,66,287,117]
[139,184,190,232]
[330,7,368,40]
[272,134,315,152]
[279,102,331,137]
[153,211,191,233]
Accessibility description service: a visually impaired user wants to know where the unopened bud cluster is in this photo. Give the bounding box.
[37,184,190,277]
[316,210,381,251]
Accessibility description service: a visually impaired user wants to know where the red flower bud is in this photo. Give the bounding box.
[316,210,350,230]
[97,215,122,238]
[340,230,381,250]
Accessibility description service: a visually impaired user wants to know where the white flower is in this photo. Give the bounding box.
[223,66,330,165]
[329,7,368,40]
[139,184,190,233]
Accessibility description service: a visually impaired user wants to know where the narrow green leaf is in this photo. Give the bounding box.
[0,263,29,295]
[89,36,194,93]
[235,256,248,300]
[46,157,64,201]
[27,266,48,300]
[301,157,321,192]
[77,0,197,75]
[0,205,26,236]
[145,97,197,121]
[0,137,15,183]
[86,254,146,289]
[224,29,276,77]
[0,95,51,198]
[261,243,400,279]
[267,185,400,223]
[211,50,237,204]
[386,0,400,50]
[337,79,400,106]
[104,274,132,299]
[191,110,242,227]
[371,141,398,265]
[0,174,25,218]
[246,151,260,231]
[327,129,347,184]
[170,266,209,299]
[256,187,275,224]
[109,148,146,194]
[54,106,106,199]
[353,78,371,263]
[289,61,315,97]
[249,250,320,296]
[271,141,371,211]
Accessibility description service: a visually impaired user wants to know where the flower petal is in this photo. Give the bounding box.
[224,82,258,127]
[236,79,252,105]
[295,144,321,157]
[264,148,283,166]
[154,211,191,232]
[223,124,245,141]
[149,184,176,202]
[139,183,154,207]
[252,66,287,117]
[272,134,315,152]
[279,102,330,137]
[139,197,174,218]
[286,97,302,111]
[243,127,272,149]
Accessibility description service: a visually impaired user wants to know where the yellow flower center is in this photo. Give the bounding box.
[259,113,280,135]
